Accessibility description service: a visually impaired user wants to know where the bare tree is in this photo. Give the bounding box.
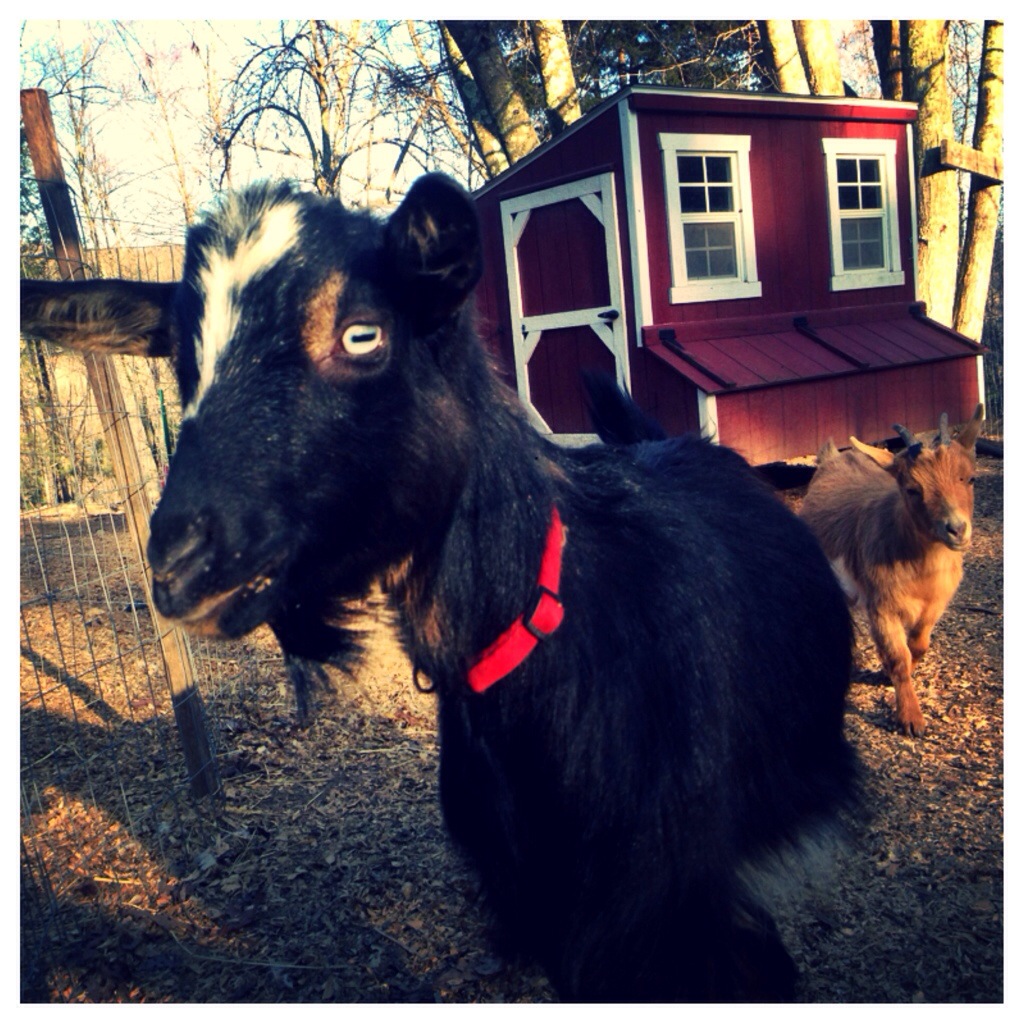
[225,21,379,196]
[440,21,540,165]
[23,23,125,253]
[758,20,810,93]
[904,20,960,326]
[531,20,581,133]
[439,24,510,178]
[404,22,490,183]
[793,20,846,95]
[872,20,903,99]
[112,22,201,225]
[953,21,1003,341]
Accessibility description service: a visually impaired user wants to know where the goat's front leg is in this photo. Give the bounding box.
[907,609,941,669]
[868,609,925,736]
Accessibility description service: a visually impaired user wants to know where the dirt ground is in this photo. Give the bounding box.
[20,456,1003,1004]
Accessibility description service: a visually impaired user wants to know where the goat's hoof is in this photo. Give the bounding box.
[897,715,927,737]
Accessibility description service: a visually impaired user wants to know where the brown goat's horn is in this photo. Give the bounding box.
[936,412,951,447]
[893,423,923,459]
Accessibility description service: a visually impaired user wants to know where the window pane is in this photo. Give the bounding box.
[859,159,881,182]
[861,237,884,266]
[842,238,862,269]
[685,248,710,279]
[708,246,737,277]
[837,158,858,183]
[704,223,735,248]
[679,186,707,213]
[705,156,732,183]
[684,223,708,249]
[678,155,704,183]
[840,217,884,270]
[860,185,882,209]
[707,186,734,213]
[684,221,737,280]
[838,185,861,210]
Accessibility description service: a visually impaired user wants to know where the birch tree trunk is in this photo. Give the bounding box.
[530,19,581,133]
[794,20,845,95]
[441,20,540,165]
[905,20,960,326]
[439,24,509,178]
[758,20,810,93]
[953,20,1003,341]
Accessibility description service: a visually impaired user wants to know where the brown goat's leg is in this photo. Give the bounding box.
[869,612,925,736]
[907,615,938,669]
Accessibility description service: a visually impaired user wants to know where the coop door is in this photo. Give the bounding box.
[500,172,629,439]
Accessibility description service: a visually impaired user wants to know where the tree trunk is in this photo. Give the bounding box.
[407,22,488,181]
[904,20,960,327]
[758,20,810,93]
[530,19,581,134]
[871,20,903,99]
[794,20,845,95]
[439,24,509,178]
[953,20,1003,342]
[441,20,540,165]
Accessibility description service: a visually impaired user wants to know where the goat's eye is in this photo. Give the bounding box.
[905,486,923,500]
[340,323,385,357]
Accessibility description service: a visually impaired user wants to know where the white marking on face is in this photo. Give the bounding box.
[184,198,301,418]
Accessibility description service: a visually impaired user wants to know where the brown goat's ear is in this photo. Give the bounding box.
[955,403,985,450]
[849,435,895,468]
[385,173,482,331]
[20,279,178,358]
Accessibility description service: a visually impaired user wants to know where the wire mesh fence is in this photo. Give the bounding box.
[19,174,229,999]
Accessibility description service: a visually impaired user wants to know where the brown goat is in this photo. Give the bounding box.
[801,405,984,736]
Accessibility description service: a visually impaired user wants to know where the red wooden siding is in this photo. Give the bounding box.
[528,326,617,433]
[716,357,980,465]
[635,101,917,325]
[516,200,610,316]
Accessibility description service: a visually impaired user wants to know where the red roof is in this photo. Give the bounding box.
[643,303,981,396]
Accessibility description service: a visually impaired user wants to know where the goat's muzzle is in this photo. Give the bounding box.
[940,515,972,551]
[148,510,287,637]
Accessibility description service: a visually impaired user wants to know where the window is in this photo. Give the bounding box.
[822,138,905,292]
[660,133,761,304]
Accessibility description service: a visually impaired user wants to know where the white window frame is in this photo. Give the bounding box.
[822,137,905,292]
[659,132,761,304]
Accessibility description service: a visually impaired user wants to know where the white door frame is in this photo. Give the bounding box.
[500,172,630,437]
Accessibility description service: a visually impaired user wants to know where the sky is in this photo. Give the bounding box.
[19,18,450,247]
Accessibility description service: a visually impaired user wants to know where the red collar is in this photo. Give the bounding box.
[466,507,566,694]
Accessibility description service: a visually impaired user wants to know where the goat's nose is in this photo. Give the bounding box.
[945,517,970,547]
[149,510,214,578]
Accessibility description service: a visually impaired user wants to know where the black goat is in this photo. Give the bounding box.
[20,174,856,1001]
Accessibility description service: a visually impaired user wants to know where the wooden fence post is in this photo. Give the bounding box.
[21,87,219,799]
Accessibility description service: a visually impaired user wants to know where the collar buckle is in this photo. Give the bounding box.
[522,584,564,642]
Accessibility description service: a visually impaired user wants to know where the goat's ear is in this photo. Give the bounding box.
[955,403,985,450]
[849,435,895,468]
[20,279,178,358]
[384,173,482,331]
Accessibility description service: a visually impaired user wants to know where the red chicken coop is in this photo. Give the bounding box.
[472,85,984,463]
